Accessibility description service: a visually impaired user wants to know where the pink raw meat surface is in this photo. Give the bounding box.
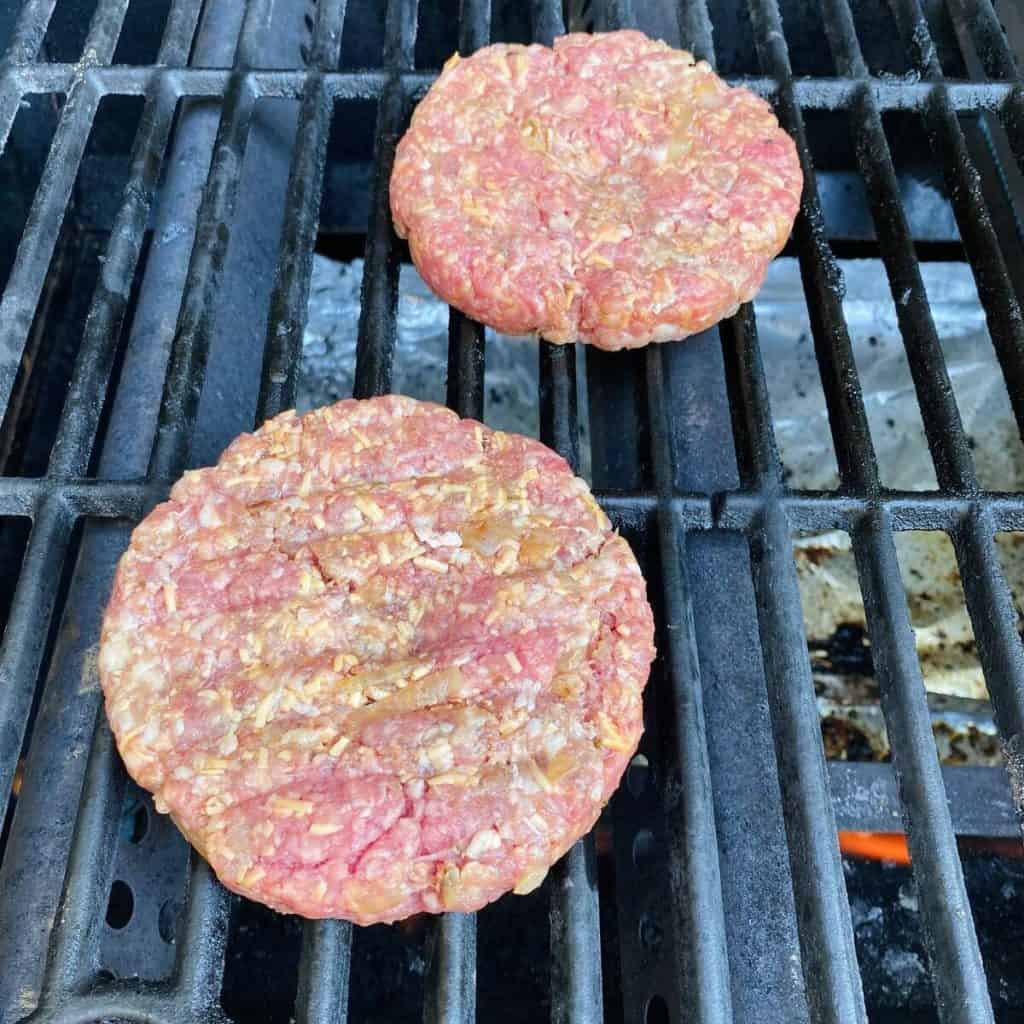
[99,396,655,923]
[390,30,802,350]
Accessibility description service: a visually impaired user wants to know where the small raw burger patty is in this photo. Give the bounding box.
[100,396,654,923]
[390,30,802,350]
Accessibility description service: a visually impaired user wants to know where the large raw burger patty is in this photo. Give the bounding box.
[390,30,802,350]
[99,396,655,923]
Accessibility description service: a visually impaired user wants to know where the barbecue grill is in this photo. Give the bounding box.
[0,0,1023,1021]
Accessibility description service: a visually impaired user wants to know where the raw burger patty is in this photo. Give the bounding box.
[99,396,655,923]
[390,30,802,350]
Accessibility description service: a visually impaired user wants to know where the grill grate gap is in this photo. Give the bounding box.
[220,901,303,1022]
[38,0,99,62]
[2,93,146,479]
[475,887,552,1021]
[110,0,170,65]
[0,93,60,296]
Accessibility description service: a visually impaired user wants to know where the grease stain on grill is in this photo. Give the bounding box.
[822,712,883,762]
[795,526,1003,765]
[810,621,875,678]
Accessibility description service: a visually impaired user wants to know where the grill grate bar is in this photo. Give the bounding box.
[838,96,975,491]
[353,0,419,399]
[256,0,348,423]
[850,518,994,1022]
[0,477,160,517]
[889,0,1024,833]
[548,839,603,1024]
[884,0,1024,442]
[31,991,180,1024]
[48,0,206,477]
[644,345,733,1024]
[0,0,130,427]
[0,499,74,833]
[642,12,732,1021]
[444,0,490,423]
[602,0,637,31]
[824,0,1024,842]
[823,0,1024,833]
[949,508,1024,829]
[35,856,233,1024]
[33,720,127,1008]
[946,0,1024,173]
[446,313,486,420]
[925,92,1024,432]
[719,305,867,1024]
[424,2,492,1020]
[0,64,1021,110]
[2,0,57,65]
[0,0,58,153]
[310,5,417,1023]
[173,858,232,1022]
[4,477,1024,532]
[530,0,562,47]
[248,0,357,1018]
[146,0,269,482]
[27,3,278,1020]
[308,0,347,69]
[541,400,602,1024]
[538,344,580,473]
[946,0,1021,80]
[738,2,876,1019]
[677,0,715,67]
[0,531,133,1017]
[1000,89,1024,171]
[830,762,1017,836]
[426,913,478,1024]
[295,919,354,1024]
[770,3,995,1018]
[532,6,605,1023]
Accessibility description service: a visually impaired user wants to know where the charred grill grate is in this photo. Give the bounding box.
[0,0,1022,1022]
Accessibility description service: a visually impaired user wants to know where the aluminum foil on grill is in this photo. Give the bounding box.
[299,256,541,434]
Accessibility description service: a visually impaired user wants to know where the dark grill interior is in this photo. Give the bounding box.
[1,0,1024,1021]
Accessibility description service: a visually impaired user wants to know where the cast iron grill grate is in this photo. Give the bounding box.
[0,0,1022,1021]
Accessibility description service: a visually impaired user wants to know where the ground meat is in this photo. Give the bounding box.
[99,396,655,923]
[390,30,802,351]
